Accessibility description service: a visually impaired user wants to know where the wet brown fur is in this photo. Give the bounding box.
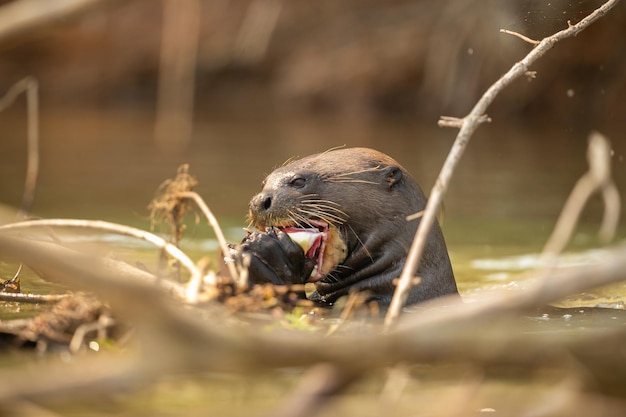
[248,147,458,307]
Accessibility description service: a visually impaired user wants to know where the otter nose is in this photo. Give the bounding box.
[251,192,273,213]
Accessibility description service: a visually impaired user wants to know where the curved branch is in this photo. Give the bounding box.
[0,218,200,301]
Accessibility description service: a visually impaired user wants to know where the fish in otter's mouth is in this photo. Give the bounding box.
[256,220,347,282]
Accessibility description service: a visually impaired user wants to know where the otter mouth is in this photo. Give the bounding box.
[281,220,329,282]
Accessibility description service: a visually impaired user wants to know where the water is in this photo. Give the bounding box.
[0,110,624,414]
[0,109,624,300]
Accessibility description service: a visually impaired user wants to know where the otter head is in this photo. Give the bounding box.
[247,147,422,284]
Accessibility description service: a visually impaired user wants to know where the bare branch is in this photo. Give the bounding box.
[540,132,620,265]
[385,0,621,328]
[0,219,197,301]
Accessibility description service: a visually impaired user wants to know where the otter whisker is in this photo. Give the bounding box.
[300,202,349,218]
[299,198,345,209]
[319,145,347,156]
[346,223,373,262]
[288,210,316,229]
[326,166,381,178]
[299,205,348,224]
[298,195,343,206]
[323,272,341,284]
[323,166,383,185]
[296,207,345,226]
[298,194,348,215]
[295,208,341,227]
[299,197,343,206]
[295,208,338,227]
[324,179,379,185]
[299,200,348,214]
[281,155,300,167]
[333,264,354,273]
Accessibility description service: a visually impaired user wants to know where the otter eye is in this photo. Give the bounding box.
[289,177,306,188]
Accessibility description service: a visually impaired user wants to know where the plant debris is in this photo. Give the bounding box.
[0,292,120,352]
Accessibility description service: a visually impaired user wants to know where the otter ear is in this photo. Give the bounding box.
[382,166,402,189]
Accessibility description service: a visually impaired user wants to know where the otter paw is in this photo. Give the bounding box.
[236,228,315,286]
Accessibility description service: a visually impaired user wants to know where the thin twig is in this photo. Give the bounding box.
[384,0,621,328]
[178,191,240,283]
[500,29,540,46]
[405,210,424,222]
[0,291,68,303]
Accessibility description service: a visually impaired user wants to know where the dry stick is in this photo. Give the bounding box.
[0,218,198,300]
[384,0,621,329]
[540,132,620,265]
[0,77,39,216]
[0,291,67,303]
[176,191,237,301]
[499,29,540,46]
[178,191,239,281]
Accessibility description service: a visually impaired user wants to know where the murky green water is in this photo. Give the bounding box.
[0,110,625,416]
[0,109,624,308]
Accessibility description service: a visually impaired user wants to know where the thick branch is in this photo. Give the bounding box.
[0,232,625,377]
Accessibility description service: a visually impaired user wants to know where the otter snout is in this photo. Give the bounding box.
[249,191,281,229]
[250,191,273,214]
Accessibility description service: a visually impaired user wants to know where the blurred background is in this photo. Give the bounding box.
[0,3,625,414]
[0,0,623,244]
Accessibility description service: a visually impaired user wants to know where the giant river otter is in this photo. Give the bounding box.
[235,147,458,308]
